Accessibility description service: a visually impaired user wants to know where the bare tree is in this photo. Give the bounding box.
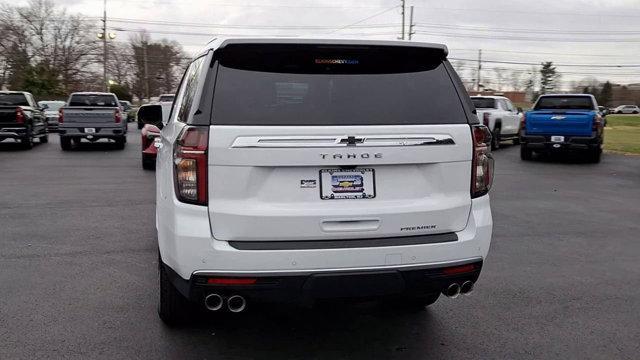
[14,0,100,93]
[493,67,506,91]
[130,32,188,100]
[0,4,31,89]
[509,69,524,92]
[107,42,135,86]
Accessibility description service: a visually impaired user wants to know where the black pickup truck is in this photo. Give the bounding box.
[0,91,48,149]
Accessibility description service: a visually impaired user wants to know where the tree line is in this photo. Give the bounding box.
[0,0,188,101]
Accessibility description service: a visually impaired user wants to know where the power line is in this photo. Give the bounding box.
[329,5,400,34]
[449,58,640,68]
[449,48,635,59]
[108,17,398,30]
[415,31,640,43]
[415,23,640,35]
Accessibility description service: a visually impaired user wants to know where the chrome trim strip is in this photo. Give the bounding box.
[231,134,455,148]
[192,257,482,277]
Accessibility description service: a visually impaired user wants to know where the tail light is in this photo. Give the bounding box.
[15,108,24,123]
[58,108,64,124]
[520,112,526,133]
[482,112,490,127]
[114,108,122,123]
[174,126,209,205]
[471,125,494,198]
[592,114,603,132]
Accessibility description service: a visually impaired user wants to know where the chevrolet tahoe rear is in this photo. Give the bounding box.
[153,38,494,326]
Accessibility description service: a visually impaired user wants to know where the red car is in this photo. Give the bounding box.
[141,124,161,170]
[137,104,165,170]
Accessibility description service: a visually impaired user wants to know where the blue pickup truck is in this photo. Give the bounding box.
[520,94,604,163]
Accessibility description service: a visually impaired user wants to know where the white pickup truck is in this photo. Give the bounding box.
[471,96,522,149]
[58,92,127,150]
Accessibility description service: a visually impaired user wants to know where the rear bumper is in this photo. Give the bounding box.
[46,119,59,131]
[0,127,27,139]
[59,126,125,139]
[157,192,492,302]
[163,258,483,304]
[521,133,601,151]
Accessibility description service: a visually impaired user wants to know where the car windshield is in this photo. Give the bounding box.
[471,98,497,109]
[159,95,174,102]
[68,94,118,107]
[0,93,29,106]
[39,101,65,111]
[534,96,594,110]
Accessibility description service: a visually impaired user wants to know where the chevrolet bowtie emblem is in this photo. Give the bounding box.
[338,136,365,146]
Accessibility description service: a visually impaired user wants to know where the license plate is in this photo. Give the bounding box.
[320,168,375,200]
[551,136,564,143]
[84,128,96,134]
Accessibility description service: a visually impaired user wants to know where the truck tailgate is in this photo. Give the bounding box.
[526,111,594,137]
[62,107,117,124]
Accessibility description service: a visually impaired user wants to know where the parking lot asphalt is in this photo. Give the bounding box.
[1,125,639,359]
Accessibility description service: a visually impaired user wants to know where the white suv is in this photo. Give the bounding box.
[154,38,494,325]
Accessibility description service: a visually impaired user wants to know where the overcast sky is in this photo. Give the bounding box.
[11,0,640,89]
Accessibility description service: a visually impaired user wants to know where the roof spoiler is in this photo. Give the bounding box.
[214,38,448,58]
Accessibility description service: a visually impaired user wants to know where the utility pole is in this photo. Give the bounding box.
[408,6,415,40]
[399,0,405,40]
[102,0,108,92]
[476,49,482,92]
[143,42,150,101]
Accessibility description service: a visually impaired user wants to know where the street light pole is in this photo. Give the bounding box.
[102,0,108,92]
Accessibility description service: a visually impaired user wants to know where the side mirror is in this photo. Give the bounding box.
[517,107,523,114]
[137,104,164,129]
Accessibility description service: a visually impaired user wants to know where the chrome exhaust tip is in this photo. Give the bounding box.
[443,283,461,298]
[204,293,224,311]
[227,295,247,313]
[460,281,474,295]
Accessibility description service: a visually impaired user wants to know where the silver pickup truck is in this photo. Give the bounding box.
[59,92,127,150]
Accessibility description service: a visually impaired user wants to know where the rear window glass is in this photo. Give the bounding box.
[211,44,467,126]
[535,96,594,110]
[39,101,65,111]
[69,94,118,107]
[0,93,29,106]
[471,97,496,109]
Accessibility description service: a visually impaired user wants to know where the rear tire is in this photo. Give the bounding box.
[491,127,501,150]
[142,156,156,170]
[114,137,126,150]
[158,261,191,327]
[520,145,533,161]
[60,137,72,151]
[588,147,602,163]
[21,132,34,149]
[138,122,143,130]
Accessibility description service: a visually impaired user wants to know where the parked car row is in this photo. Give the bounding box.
[0,90,172,151]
